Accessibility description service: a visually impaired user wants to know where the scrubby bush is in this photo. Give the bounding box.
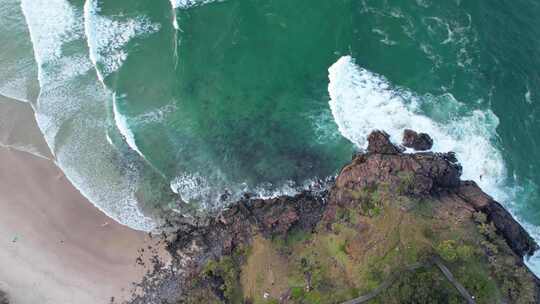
[202,255,243,302]
[381,268,462,304]
[436,240,459,262]
[436,240,475,263]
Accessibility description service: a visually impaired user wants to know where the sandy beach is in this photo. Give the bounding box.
[0,146,163,304]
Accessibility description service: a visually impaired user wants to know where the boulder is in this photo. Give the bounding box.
[367,130,403,154]
[402,129,433,151]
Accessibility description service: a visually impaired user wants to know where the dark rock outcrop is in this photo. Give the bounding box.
[367,130,403,154]
[402,129,434,151]
[127,130,539,304]
[457,181,538,257]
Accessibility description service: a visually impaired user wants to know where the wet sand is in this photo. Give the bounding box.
[0,147,162,304]
[0,95,51,160]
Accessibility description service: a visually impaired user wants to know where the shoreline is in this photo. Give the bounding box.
[0,147,165,304]
[0,95,52,161]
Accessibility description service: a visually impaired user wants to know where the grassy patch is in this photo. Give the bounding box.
[240,236,290,303]
[397,171,415,194]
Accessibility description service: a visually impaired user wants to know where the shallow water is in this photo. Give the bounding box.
[1,0,540,270]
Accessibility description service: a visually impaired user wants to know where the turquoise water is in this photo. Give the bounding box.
[2,0,540,269]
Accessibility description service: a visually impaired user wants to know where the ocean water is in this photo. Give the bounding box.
[1,0,540,269]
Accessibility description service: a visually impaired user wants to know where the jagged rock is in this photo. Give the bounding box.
[334,151,462,198]
[402,129,434,151]
[367,130,403,154]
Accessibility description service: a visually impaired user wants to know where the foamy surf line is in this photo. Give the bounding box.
[21,0,156,231]
[328,55,540,274]
[169,171,331,213]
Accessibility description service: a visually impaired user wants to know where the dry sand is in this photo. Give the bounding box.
[0,147,164,304]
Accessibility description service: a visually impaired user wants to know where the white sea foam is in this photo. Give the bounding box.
[84,0,161,80]
[372,28,397,46]
[0,0,37,102]
[136,104,177,124]
[525,83,533,104]
[170,170,331,214]
[20,0,81,80]
[328,55,507,201]
[251,177,332,200]
[170,172,216,208]
[170,0,225,9]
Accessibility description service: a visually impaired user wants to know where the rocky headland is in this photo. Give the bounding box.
[127,130,540,304]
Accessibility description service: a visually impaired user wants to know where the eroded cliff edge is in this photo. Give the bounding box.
[128,130,540,304]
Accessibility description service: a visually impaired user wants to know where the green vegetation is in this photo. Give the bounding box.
[198,247,248,303]
[202,257,240,301]
[435,240,474,263]
[397,171,415,194]
[380,267,463,304]
[348,186,386,218]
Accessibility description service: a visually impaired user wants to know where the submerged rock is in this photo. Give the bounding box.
[127,130,540,304]
[402,129,434,151]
